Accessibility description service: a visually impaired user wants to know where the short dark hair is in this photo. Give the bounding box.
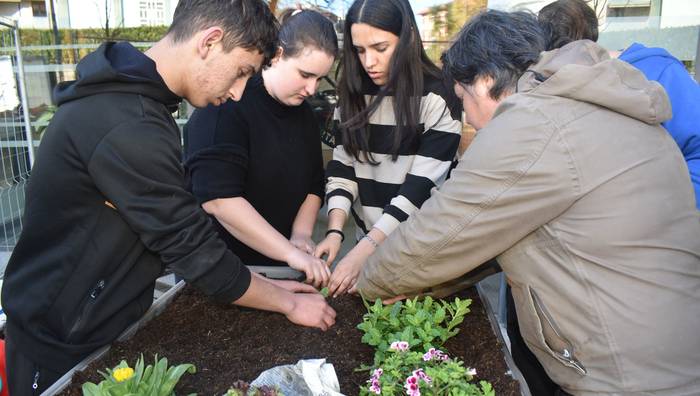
[167,0,279,64]
[277,9,338,59]
[442,10,545,100]
[539,0,599,50]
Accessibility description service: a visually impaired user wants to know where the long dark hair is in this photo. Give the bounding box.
[338,0,441,163]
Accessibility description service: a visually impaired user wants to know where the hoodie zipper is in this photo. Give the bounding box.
[32,371,40,390]
[68,279,106,340]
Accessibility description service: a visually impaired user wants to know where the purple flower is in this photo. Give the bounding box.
[404,381,420,396]
[422,347,450,362]
[412,369,432,384]
[390,341,410,352]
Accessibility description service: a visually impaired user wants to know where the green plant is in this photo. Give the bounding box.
[359,346,494,396]
[81,354,196,396]
[320,287,330,298]
[33,105,57,140]
[357,296,471,364]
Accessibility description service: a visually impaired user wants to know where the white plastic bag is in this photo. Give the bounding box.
[249,358,344,396]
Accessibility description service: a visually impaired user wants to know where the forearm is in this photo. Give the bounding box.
[326,208,348,231]
[291,194,322,237]
[232,273,294,314]
[202,197,295,262]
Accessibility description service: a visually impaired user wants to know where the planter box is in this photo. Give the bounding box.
[48,280,523,395]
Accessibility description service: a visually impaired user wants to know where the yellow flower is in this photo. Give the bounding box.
[112,367,135,382]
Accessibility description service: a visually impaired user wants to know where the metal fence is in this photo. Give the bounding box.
[0,18,34,274]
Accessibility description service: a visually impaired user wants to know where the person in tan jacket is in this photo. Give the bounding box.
[356,10,700,396]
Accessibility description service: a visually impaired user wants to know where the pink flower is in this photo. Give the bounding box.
[412,369,432,384]
[368,368,384,394]
[404,381,420,396]
[389,340,410,352]
[406,375,418,385]
[422,347,450,362]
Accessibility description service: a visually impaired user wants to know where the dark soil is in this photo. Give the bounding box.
[61,285,520,395]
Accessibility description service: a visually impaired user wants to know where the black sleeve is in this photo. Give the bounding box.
[88,119,251,304]
[304,105,326,200]
[183,103,250,204]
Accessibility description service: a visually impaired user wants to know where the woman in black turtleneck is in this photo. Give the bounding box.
[184,9,338,288]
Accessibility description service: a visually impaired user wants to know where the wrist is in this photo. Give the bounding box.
[291,229,311,239]
[362,234,379,249]
[325,228,345,242]
[283,243,299,262]
[278,289,296,315]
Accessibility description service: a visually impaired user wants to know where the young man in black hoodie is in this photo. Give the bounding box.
[0,1,337,394]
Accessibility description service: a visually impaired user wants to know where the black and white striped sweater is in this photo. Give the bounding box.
[326,76,462,237]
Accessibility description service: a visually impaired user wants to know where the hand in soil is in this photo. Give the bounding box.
[314,233,343,266]
[285,292,336,331]
[285,247,330,288]
[328,249,367,297]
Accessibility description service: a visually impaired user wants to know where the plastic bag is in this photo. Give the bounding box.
[249,358,344,396]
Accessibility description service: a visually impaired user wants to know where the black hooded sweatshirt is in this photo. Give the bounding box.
[1,42,252,373]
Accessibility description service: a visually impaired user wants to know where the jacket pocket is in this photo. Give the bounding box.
[66,279,106,344]
[528,287,587,376]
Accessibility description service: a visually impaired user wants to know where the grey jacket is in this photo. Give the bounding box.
[357,41,700,395]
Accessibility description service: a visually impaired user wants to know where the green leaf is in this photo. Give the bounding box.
[158,363,196,396]
[320,287,329,298]
[434,307,446,324]
[400,327,412,342]
[480,381,495,396]
[81,382,100,396]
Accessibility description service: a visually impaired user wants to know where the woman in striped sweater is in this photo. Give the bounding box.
[314,0,463,297]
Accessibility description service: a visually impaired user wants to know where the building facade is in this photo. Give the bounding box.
[0,0,178,29]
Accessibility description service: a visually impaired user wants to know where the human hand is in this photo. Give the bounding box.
[314,233,343,266]
[286,248,330,289]
[328,248,368,298]
[290,233,315,254]
[285,292,336,331]
[383,295,407,305]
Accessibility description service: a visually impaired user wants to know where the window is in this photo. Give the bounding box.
[139,0,166,26]
[31,1,47,17]
[607,6,651,18]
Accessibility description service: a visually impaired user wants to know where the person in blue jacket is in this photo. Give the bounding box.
[539,0,700,210]
[615,43,700,209]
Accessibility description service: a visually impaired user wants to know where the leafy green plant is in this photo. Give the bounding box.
[359,345,494,396]
[81,354,196,396]
[357,296,471,364]
[320,287,329,298]
[33,105,56,140]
